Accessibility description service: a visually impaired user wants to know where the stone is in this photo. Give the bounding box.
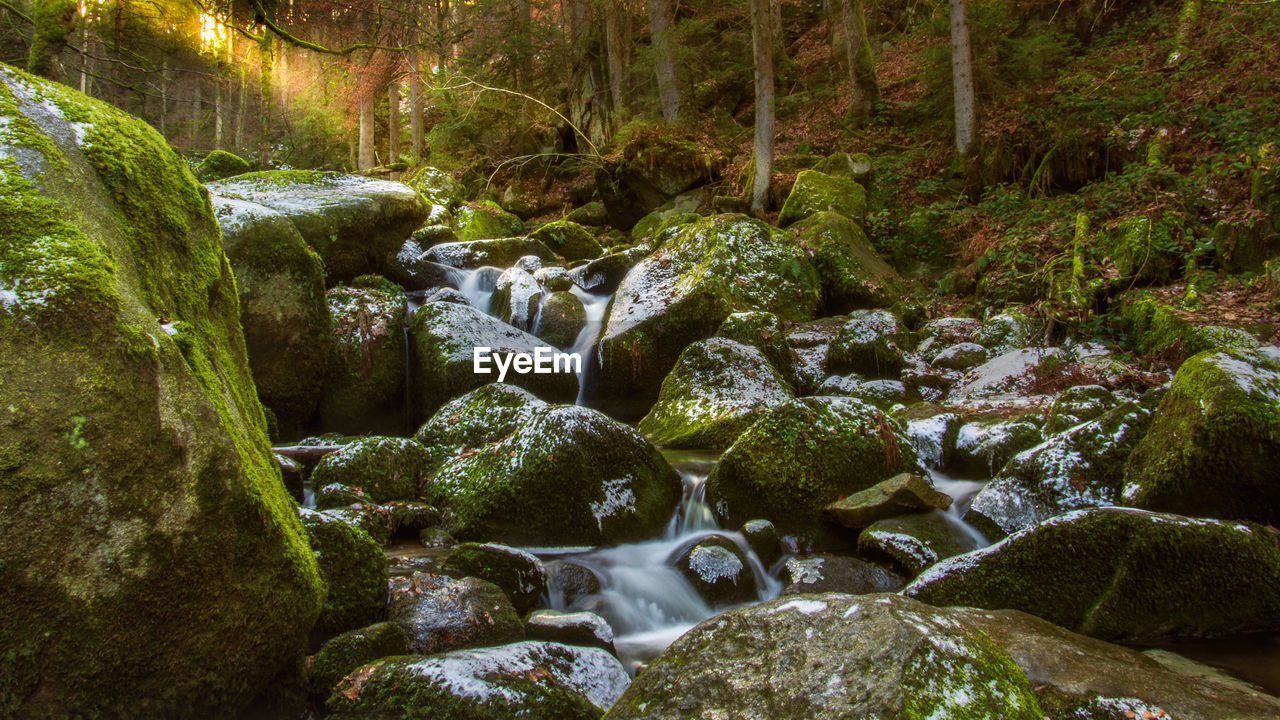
[317,283,408,435]
[566,245,651,294]
[776,169,868,228]
[930,341,988,370]
[424,237,559,269]
[490,267,542,332]
[454,201,525,242]
[739,519,783,569]
[669,534,760,607]
[194,149,251,181]
[825,309,906,378]
[309,622,409,698]
[388,574,524,655]
[823,473,953,530]
[781,554,906,595]
[384,238,458,292]
[530,219,604,261]
[309,437,435,504]
[525,610,616,654]
[535,291,586,349]
[545,561,603,608]
[300,509,390,634]
[787,211,903,312]
[442,543,549,615]
[857,511,981,577]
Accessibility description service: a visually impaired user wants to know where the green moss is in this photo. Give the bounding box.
[789,211,904,313]
[300,510,390,635]
[900,623,1043,720]
[777,170,868,228]
[310,622,409,698]
[195,150,252,182]
[1119,295,1258,362]
[318,285,408,435]
[535,291,586,349]
[1104,215,1181,282]
[455,201,525,242]
[529,219,604,261]
[715,311,792,377]
[442,543,547,614]
[310,437,434,504]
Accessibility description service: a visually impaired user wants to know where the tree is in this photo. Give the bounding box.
[28,0,78,80]
[949,0,977,159]
[647,0,680,123]
[603,0,625,114]
[749,0,774,216]
[838,0,878,126]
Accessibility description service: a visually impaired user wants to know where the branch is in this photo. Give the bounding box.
[0,0,31,23]
[435,77,601,157]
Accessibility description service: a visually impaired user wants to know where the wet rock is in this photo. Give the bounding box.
[424,286,472,305]
[309,622,409,698]
[812,151,873,186]
[857,511,981,576]
[533,266,574,292]
[1123,346,1280,525]
[784,317,845,394]
[414,385,682,545]
[930,341,988,370]
[545,561,603,608]
[315,505,393,546]
[567,245,651,293]
[670,535,760,607]
[1043,384,1120,434]
[310,437,434,504]
[425,237,559,269]
[443,543,549,615]
[195,149,252,181]
[817,375,916,410]
[740,519,782,568]
[638,338,794,450]
[454,201,525,242]
[404,165,461,209]
[788,212,903,312]
[902,409,961,468]
[317,284,408,435]
[826,310,906,379]
[603,593,1044,720]
[976,311,1038,353]
[530,219,604,261]
[385,501,443,537]
[906,507,1280,642]
[824,473,952,530]
[491,267,542,332]
[949,415,1043,478]
[208,171,427,283]
[565,201,609,227]
[328,641,629,719]
[707,396,918,550]
[715,311,793,379]
[920,316,982,346]
[1120,295,1261,361]
[388,574,525,655]
[300,509,390,634]
[630,209,701,245]
[514,254,543,272]
[525,610,616,654]
[781,554,906,595]
[536,291,587,349]
[384,238,457,291]
[776,169,867,227]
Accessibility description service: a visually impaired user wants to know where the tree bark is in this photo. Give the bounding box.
[388,80,401,171]
[409,46,423,162]
[604,0,626,113]
[839,0,878,126]
[647,0,680,123]
[192,72,202,146]
[514,0,531,90]
[750,0,775,216]
[259,33,273,167]
[28,0,78,81]
[949,0,977,159]
[358,93,375,171]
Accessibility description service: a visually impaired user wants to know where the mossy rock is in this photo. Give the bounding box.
[594,215,821,419]
[602,593,1043,720]
[566,245,651,294]
[1102,215,1182,283]
[669,534,760,607]
[788,211,903,313]
[300,509,390,635]
[777,169,868,228]
[490,267,542,332]
[1043,384,1120,434]
[638,338,794,450]
[706,396,918,550]
[454,201,525,242]
[564,201,609,227]
[310,437,435,504]
[817,376,917,410]
[948,415,1044,478]
[524,611,616,655]
[906,507,1280,642]
[780,554,906,595]
[403,165,460,209]
[629,209,700,245]
[714,311,792,379]
[535,291,587,349]
[208,171,428,284]
[387,574,525,656]
[975,311,1037,353]
[1122,346,1280,525]
[309,622,409,698]
[1118,295,1259,363]
[857,511,981,577]
[414,385,681,545]
[824,473,952,530]
[195,149,252,182]
[317,284,408,435]
[0,64,322,716]
[812,151,873,187]
[327,641,630,719]
[442,543,548,615]
[530,220,604,261]
[212,195,330,434]
[424,236,560,269]
[826,309,907,379]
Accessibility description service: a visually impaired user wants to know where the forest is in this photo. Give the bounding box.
[1,0,1279,718]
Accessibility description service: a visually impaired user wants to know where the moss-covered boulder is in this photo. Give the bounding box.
[317,283,408,435]
[1102,215,1182,283]
[195,149,252,182]
[603,593,1044,720]
[413,385,682,545]
[812,151,873,185]
[706,396,918,550]
[857,511,981,576]
[208,171,428,283]
[776,170,868,228]
[0,64,322,716]
[1118,296,1260,363]
[309,622,409,698]
[327,641,630,719]
[948,415,1044,478]
[784,316,845,394]
[824,473,952,530]
[423,236,560,269]
[975,311,1037,354]
[442,543,548,615]
[530,219,604,261]
[524,611,616,655]
[594,215,821,418]
[313,434,433,505]
[906,507,1280,642]
[300,508,390,634]
[1043,384,1120,434]
[490,266,542,332]
[535,291,587,349]
[788,212,903,312]
[817,376,916,410]
[715,311,792,377]
[454,201,525,242]
[826,309,907,378]
[408,301,579,419]
[781,554,907,595]
[564,201,609,227]
[1122,346,1280,525]
[403,165,460,209]
[388,574,525,655]
[566,245,651,294]
[637,338,794,450]
[669,534,760,607]
[384,237,457,291]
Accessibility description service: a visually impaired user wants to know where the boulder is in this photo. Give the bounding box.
[715,310,792,378]
[706,396,918,549]
[442,543,549,615]
[812,151,873,186]
[669,534,760,607]
[564,201,609,227]
[530,219,604,261]
[308,622,409,698]
[776,169,868,227]
[309,437,435,504]
[454,201,525,242]
[535,291,587,349]
[566,245,651,294]
[739,519,783,568]
[533,266,574,292]
[384,238,458,291]
[413,385,682,545]
[424,236,560,269]
[208,171,428,283]
[637,338,794,449]
[300,509,391,634]
[0,65,322,715]
[1042,384,1120,434]
[327,641,629,719]
[857,511,981,576]
[211,194,329,432]
[975,311,1037,353]
[403,165,461,209]
[825,310,906,378]
[603,593,1044,720]
[194,149,252,181]
[948,415,1044,478]
[388,574,524,655]
[930,341,988,370]
[781,554,906,595]
[317,283,408,435]
[545,561,603,608]
[906,507,1280,642]
[816,376,916,410]
[784,317,846,394]
[525,610,616,654]
[1123,346,1280,525]
[593,215,821,418]
[823,473,952,530]
[787,211,903,312]
[490,267,542,332]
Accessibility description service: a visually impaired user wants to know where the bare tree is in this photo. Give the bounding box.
[409,45,423,161]
[28,0,79,80]
[839,0,878,126]
[388,78,401,170]
[604,0,626,113]
[358,92,375,171]
[950,0,977,158]
[647,0,680,123]
[750,0,775,216]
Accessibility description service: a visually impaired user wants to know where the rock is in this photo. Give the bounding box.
[328,641,629,719]
[514,254,543,272]
[816,376,916,410]
[1119,296,1260,362]
[826,310,906,378]
[300,509,390,634]
[905,507,1280,642]
[1043,384,1119,434]
[413,385,682,545]
[565,201,609,227]
[1104,215,1181,283]
[812,151,873,186]
[545,561,603,608]
[606,130,718,225]
[454,201,525,242]
[594,215,820,418]
[408,301,579,418]
[670,534,760,607]
[530,219,604,261]
[975,311,1037,353]
[443,543,549,615]
[968,399,1156,538]
[857,511,981,576]
[781,554,906,595]
[309,622,409,698]
[317,506,393,546]
[317,284,408,435]
[384,238,458,291]
[637,338,794,450]
[715,310,792,378]
[950,347,1063,408]
[309,437,435,504]
[630,209,701,245]
[535,291,587,349]
[777,169,868,228]
[824,473,952,530]
[1123,347,1280,525]
[195,149,252,181]
[208,171,428,283]
[921,316,982,346]
[902,408,960,468]
[424,286,471,305]
[211,194,329,432]
[533,266,574,292]
[949,415,1043,478]
[565,246,649,295]
[784,317,845,394]
[740,519,782,568]
[0,65,322,715]
[403,165,461,209]
[388,574,525,655]
[385,501,443,538]
[706,396,918,550]
[930,341,988,370]
[490,266,542,331]
[788,211,903,312]
[603,593,1044,720]
[276,453,305,503]
[424,237,559,269]
[525,610,616,654]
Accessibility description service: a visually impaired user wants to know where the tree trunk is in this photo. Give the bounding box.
[192,73,202,146]
[950,0,977,158]
[409,46,423,162]
[388,80,401,173]
[28,0,78,81]
[839,0,878,126]
[78,2,89,93]
[750,0,775,216]
[1166,0,1201,67]
[259,33,273,167]
[159,59,168,138]
[604,0,626,114]
[236,70,246,153]
[514,0,531,90]
[359,94,375,172]
[647,0,680,123]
